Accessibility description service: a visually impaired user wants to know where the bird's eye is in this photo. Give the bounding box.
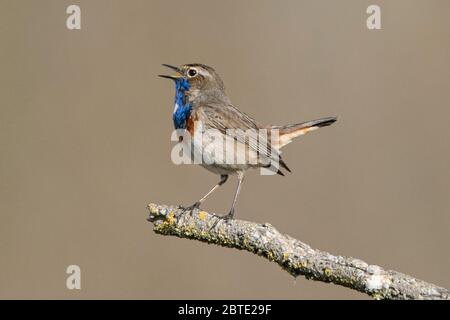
[187,69,197,77]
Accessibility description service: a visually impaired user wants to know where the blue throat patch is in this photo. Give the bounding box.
[172,78,192,129]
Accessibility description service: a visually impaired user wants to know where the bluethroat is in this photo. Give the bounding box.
[159,63,337,219]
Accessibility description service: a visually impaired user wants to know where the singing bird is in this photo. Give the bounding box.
[159,63,336,219]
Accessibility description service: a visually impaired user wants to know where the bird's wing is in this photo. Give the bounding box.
[193,103,286,171]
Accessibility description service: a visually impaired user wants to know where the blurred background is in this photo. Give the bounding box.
[0,0,448,299]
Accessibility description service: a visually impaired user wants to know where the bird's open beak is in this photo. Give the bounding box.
[158,64,183,80]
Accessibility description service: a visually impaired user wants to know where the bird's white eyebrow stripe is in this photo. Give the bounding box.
[195,68,210,77]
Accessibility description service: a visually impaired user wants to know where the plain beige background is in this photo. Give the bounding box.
[0,0,449,299]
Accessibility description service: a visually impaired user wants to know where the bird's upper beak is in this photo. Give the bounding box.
[158,64,183,80]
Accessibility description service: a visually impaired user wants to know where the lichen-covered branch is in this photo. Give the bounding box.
[147,203,449,300]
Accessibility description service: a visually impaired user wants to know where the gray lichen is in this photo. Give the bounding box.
[147,203,449,300]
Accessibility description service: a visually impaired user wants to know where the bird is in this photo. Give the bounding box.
[159,63,337,220]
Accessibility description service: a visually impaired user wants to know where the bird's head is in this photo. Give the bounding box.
[159,63,226,101]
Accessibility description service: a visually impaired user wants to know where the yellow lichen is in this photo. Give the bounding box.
[283,252,289,260]
[266,251,275,261]
[166,211,175,225]
[324,268,333,277]
[372,293,383,300]
[299,260,308,269]
[198,211,207,221]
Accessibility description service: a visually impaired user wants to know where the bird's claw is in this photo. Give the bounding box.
[184,202,201,215]
[209,210,234,230]
[224,209,234,220]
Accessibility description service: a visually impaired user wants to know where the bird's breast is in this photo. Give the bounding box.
[186,113,196,136]
[176,113,197,143]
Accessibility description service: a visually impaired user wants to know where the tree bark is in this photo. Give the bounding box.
[147,203,449,300]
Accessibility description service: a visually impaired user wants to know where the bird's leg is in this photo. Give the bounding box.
[223,172,244,220]
[185,175,228,212]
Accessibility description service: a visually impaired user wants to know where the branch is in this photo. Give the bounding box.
[147,203,449,300]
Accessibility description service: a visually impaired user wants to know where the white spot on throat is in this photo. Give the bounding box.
[173,102,180,113]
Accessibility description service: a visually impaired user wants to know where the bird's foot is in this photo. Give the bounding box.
[184,202,201,215]
[222,209,234,221]
[209,210,234,230]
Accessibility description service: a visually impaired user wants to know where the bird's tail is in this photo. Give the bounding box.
[271,116,337,149]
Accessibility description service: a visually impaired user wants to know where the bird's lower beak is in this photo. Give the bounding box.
[158,64,183,80]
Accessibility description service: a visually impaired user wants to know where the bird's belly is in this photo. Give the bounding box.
[185,122,260,174]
